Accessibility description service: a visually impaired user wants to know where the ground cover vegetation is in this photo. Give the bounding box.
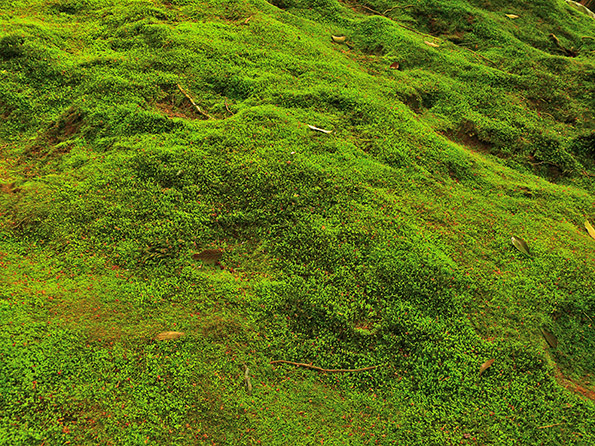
[0,0,594,444]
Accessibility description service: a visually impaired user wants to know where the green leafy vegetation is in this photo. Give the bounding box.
[1,0,594,444]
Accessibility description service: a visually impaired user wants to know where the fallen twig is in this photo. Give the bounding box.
[537,423,563,429]
[225,99,234,115]
[354,3,383,15]
[459,45,498,66]
[395,22,438,39]
[270,360,380,373]
[383,4,414,14]
[549,34,577,57]
[177,84,210,119]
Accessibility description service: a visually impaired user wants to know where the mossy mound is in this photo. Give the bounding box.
[0,0,594,444]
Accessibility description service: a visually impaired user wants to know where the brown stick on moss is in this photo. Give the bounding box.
[225,99,234,115]
[548,34,577,57]
[177,84,210,119]
[383,5,415,14]
[270,360,380,373]
[537,423,563,429]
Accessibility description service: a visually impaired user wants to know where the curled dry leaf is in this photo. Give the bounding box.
[192,249,223,263]
[479,358,495,376]
[389,61,400,70]
[424,41,440,48]
[332,35,346,43]
[243,364,252,394]
[585,219,595,240]
[511,236,530,255]
[307,124,333,134]
[154,331,185,341]
[505,14,520,19]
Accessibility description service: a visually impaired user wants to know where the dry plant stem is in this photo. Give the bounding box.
[459,46,498,66]
[528,160,565,171]
[538,423,563,429]
[397,23,435,38]
[549,34,575,57]
[225,99,234,115]
[354,3,383,15]
[270,360,380,373]
[383,5,414,14]
[177,84,210,119]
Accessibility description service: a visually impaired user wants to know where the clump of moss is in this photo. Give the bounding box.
[0,0,594,445]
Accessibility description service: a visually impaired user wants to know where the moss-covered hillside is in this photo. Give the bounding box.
[1,0,594,444]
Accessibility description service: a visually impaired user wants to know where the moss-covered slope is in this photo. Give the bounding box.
[0,0,594,444]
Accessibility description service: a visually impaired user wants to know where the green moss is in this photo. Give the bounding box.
[0,0,594,444]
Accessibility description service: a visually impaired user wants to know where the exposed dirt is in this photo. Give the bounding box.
[402,94,423,114]
[0,100,13,119]
[156,96,202,120]
[555,365,595,402]
[0,145,19,194]
[442,120,498,156]
[51,108,84,142]
[47,291,133,343]
[342,48,383,75]
[0,181,18,194]
[200,314,245,342]
[156,100,194,119]
[443,30,467,44]
[26,107,84,157]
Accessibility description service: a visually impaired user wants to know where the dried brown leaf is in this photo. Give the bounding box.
[541,328,558,349]
[154,331,185,341]
[479,358,495,376]
[511,236,530,255]
[389,61,400,70]
[192,249,223,263]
